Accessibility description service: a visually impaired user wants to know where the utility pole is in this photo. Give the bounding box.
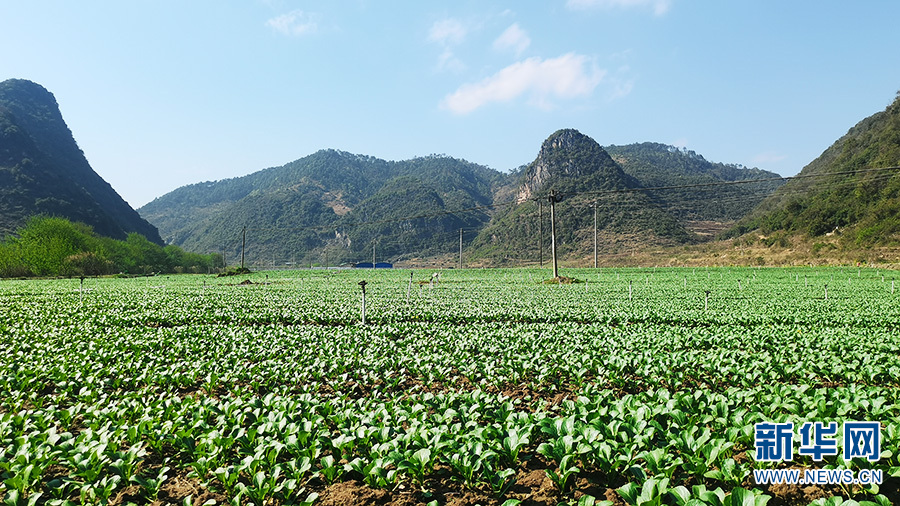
[223,241,226,269]
[538,200,543,267]
[372,240,376,269]
[459,228,463,270]
[241,226,246,270]
[549,191,559,279]
[592,202,598,269]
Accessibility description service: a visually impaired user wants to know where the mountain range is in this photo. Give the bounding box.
[4,77,898,267]
[139,128,783,266]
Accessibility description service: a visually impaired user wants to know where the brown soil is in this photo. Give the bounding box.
[108,467,227,506]
[309,465,600,506]
[154,468,204,505]
[765,482,831,506]
[99,462,628,506]
[316,480,393,506]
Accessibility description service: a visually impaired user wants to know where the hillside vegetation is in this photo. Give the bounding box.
[0,216,220,277]
[607,142,784,222]
[139,151,510,266]
[733,93,900,245]
[0,79,163,243]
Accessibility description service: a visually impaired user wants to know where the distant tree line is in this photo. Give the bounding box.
[0,216,222,278]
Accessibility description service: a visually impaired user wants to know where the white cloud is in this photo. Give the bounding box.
[440,53,605,114]
[493,23,531,56]
[436,48,466,73]
[428,18,467,45]
[608,78,634,101]
[428,18,469,73]
[266,10,320,36]
[566,0,672,16]
[751,151,787,165]
[606,65,635,101]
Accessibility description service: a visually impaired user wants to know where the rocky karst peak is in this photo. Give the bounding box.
[516,128,621,202]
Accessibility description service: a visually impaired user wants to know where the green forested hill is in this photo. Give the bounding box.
[606,142,785,222]
[138,150,388,252]
[733,92,900,244]
[139,151,507,266]
[0,79,163,243]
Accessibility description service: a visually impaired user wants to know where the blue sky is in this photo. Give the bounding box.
[3,1,900,207]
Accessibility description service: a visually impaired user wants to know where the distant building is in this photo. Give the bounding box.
[354,262,393,269]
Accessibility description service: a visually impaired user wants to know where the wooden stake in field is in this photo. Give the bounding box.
[824,284,828,301]
[628,280,632,300]
[241,226,246,270]
[359,280,368,325]
[406,272,413,305]
[538,200,543,267]
[704,290,710,311]
[591,202,598,269]
[459,228,463,270]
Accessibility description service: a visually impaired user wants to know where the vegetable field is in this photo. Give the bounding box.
[1,267,899,506]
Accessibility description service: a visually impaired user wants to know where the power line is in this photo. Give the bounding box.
[640,171,900,214]
[540,168,900,217]
[554,165,900,200]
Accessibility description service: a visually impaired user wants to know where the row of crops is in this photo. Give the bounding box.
[1,267,899,505]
